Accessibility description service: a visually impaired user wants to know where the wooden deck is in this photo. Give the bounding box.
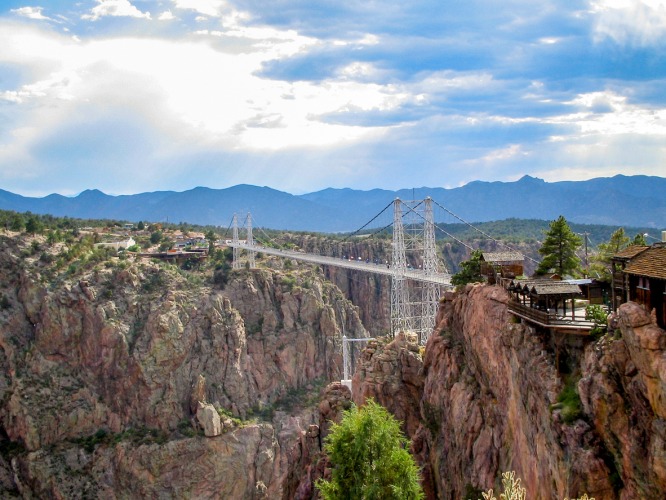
[507,301,595,335]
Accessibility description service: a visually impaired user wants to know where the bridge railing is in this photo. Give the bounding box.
[226,242,452,286]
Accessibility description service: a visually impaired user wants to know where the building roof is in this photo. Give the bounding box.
[624,246,666,280]
[529,282,582,296]
[612,245,650,260]
[508,279,581,296]
[481,251,524,263]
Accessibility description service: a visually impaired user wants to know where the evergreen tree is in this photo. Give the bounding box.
[205,230,217,254]
[589,227,630,281]
[535,216,582,276]
[25,216,44,235]
[316,399,424,500]
[632,233,647,245]
[451,249,484,287]
[9,213,24,232]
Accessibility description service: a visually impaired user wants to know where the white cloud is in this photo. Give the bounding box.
[557,91,666,136]
[158,10,175,21]
[590,0,666,46]
[82,0,151,21]
[10,6,55,22]
[0,18,406,170]
[173,0,226,17]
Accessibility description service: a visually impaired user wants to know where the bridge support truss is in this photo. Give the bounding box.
[341,335,374,390]
[232,212,256,269]
[391,198,443,344]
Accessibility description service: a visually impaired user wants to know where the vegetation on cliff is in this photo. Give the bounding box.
[316,399,424,499]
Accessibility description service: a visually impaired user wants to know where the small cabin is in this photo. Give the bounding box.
[610,245,650,310]
[480,251,524,284]
[620,245,666,328]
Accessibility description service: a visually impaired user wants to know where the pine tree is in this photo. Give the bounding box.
[590,227,630,281]
[316,399,424,500]
[451,249,484,287]
[535,216,582,276]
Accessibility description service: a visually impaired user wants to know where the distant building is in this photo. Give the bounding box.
[95,237,136,251]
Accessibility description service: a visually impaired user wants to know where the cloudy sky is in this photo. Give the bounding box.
[0,0,664,197]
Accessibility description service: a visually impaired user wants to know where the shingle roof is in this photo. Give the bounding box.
[529,282,582,296]
[613,245,649,260]
[508,279,581,296]
[482,251,524,263]
[624,247,666,280]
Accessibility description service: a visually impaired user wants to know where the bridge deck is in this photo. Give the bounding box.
[226,243,452,286]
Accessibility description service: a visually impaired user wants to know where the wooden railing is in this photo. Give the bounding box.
[507,300,593,332]
[507,301,557,325]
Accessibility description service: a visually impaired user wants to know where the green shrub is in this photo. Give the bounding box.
[553,376,582,424]
[585,304,608,336]
[316,399,424,499]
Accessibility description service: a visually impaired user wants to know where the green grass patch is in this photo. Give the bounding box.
[552,375,583,424]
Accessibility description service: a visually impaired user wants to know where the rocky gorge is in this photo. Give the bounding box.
[0,233,367,497]
[0,230,664,499]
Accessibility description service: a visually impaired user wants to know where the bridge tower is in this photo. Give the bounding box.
[246,212,256,268]
[232,213,241,270]
[390,198,442,344]
[231,212,256,269]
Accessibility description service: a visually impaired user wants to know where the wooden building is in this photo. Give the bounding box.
[505,279,590,334]
[610,245,649,311]
[481,251,524,284]
[618,245,666,329]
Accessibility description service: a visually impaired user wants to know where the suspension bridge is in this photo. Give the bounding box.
[225,196,531,387]
[225,197,524,345]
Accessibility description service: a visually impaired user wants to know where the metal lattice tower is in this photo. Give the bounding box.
[231,212,256,269]
[391,199,411,335]
[390,198,443,344]
[420,198,441,341]
[341,335,374,389]
[246,212,256,268]
[232,213,241,269]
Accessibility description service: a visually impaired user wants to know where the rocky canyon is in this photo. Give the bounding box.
[0,231,664,499]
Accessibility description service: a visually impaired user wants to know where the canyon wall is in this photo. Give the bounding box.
[353,284,666,499]
[0,234,367,497]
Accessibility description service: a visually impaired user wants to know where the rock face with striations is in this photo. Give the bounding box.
[0,234,367,497]
[353,284,666,499]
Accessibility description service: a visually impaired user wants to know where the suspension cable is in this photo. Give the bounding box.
[399,202,473,251]
[432,199,538,263]
[340,200,395,243]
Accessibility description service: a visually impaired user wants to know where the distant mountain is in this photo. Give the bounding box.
[0,175,664,232]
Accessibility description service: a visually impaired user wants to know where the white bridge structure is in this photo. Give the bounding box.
[228,198,452,344]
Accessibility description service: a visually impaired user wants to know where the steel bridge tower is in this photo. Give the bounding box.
[231,212,256,269]
[390,198,443,344]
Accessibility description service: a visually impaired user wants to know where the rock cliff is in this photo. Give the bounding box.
[352,284,666,499]
[0,234,367,497]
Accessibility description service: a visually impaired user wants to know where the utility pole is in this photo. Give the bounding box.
[583,232,588,277]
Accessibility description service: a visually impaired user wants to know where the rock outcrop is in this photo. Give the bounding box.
[0,234,367,496]
[579,301,666,498]
[352,284,666,499]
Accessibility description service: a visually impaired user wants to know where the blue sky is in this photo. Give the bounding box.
[0,0,665,196]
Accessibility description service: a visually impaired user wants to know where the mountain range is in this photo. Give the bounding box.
[0,175,664,232]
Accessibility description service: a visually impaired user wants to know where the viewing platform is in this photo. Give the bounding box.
[500,277,596,335]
